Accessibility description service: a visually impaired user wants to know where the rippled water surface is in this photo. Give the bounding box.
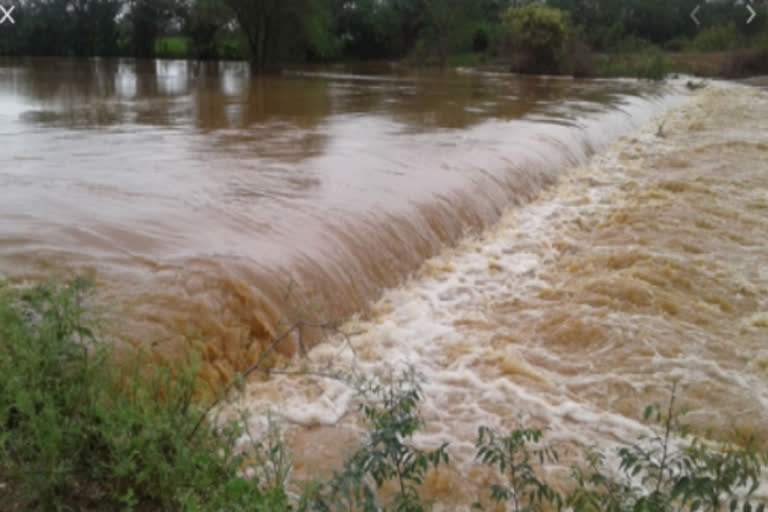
[0,58,683,374]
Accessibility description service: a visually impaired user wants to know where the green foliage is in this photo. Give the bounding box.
[0,279,290,511]
[502,4,571,74]
[471,384,768,512]
[473,26,490,52]
[0,0,122,57]
[473,424,562,511]
[664,36,691,53]
[566,389,767,511]
[641,49,672,81]
[447,52,488,68]
[182,0,236,59]
[223,0,340,71]
[594,47,671,81]
[125,0,180,58]
[691,23,747,53]
[310,368,449,511]
[155,37,191,59]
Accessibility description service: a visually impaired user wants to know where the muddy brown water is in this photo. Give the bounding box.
[0,58,683,378]
[6,58,767,507]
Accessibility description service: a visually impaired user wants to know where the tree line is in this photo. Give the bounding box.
[0,0,766,72]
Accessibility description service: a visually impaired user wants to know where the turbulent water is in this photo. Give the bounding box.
[2,58,767,506]
[230,85,768,507]
[0,58,683,376]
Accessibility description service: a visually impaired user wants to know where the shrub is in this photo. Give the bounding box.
[0,279,289,511]
[691,23,746,52]
[474,385,768,512]
[501,4,571,74]
[474,425,562,511]
[641,48,672,81]
[563,32,596,78]
[309,368,449,512]
[664,36,691,53]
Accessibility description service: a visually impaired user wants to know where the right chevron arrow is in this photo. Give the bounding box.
[747,2,757,24]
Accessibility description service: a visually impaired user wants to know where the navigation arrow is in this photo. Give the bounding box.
[690,4,701,26]
[747,2,757,24]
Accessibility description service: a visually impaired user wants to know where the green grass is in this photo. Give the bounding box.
[593,48,672,80]
[446,52,488,67]
[155,37,191,59]
[0,279,289,511]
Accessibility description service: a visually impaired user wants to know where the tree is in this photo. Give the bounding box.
[502,4,571,73]
[331,0,403,59]
[182,0,234,59]
[422,0,461,66]
[223,0,337,72]
[126,0,179,58]
[69,0,122,56]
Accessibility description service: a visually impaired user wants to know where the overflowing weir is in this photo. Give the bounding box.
[5,59,767,505]
[1,60,684,381]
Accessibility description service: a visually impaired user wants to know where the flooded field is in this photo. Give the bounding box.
[2,58,767,506]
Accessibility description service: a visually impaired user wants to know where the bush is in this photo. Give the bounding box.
[309,368,449,512]
[474,425,562,511]
[563,30,596,78]
[664,36,691,53]
[473,385,768,512]
[0,279,289,511]
[501,4,571,74]
[691,23,746,52]
[642,48,672,80]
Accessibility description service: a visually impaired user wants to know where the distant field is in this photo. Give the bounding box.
[155,37,190,59]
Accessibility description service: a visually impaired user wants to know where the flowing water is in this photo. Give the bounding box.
[2,58,767,506]
[0,58,682,373]
[226,84,768,506]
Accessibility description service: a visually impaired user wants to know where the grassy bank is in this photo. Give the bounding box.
[1,279,766,510]
[583,48,768,79]
[0,279,291,510]
[439,47,768,80]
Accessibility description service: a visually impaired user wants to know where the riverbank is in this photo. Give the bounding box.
[440,49,768,80]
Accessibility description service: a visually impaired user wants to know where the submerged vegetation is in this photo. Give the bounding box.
[1,0,767,78]
[0,278,766,510]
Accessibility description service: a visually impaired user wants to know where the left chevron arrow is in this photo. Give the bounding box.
[690,5,701,26]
